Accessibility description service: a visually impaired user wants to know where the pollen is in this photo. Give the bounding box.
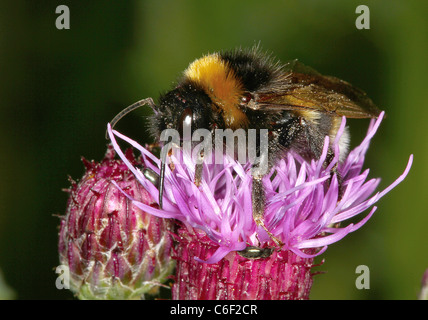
[184,53,248,129]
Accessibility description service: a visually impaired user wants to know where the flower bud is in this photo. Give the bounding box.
[58,145,175,299]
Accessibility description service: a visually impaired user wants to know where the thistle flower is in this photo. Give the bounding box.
[107,112,413,299]
[58,146,175,300]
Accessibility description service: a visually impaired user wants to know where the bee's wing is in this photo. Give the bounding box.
[249,60,381,119]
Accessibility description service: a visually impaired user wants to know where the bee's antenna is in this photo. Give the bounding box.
[106,97,156,139]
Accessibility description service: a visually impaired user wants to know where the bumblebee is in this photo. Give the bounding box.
[109,46,381,252]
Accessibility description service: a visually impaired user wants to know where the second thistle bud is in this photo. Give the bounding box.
[58,146,175,300]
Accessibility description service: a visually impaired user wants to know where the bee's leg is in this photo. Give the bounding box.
[330,164,344,200]
[325,149,344,200]
[302,118,344,198]
[324,150,344,230]
[194,148,204,187]
[251,176,265,227]
[159,148,175,209]
[251,175,283,248]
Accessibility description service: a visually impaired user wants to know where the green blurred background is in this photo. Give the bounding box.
[0,0,426,300]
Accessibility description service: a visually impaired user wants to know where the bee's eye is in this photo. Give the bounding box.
[178,107,193,134]
[241,92,253,104]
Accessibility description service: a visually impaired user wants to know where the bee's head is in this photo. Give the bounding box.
[148,82,222,210]
[149,82,220,142]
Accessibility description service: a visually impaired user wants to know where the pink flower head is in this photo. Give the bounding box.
[107,112,412,264]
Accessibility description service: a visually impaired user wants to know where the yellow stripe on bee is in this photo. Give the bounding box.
[184,53,248,129]
[298,109,321,123]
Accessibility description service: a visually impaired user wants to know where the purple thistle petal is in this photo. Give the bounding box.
[297,223,355,249]
[377,154,413,199]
